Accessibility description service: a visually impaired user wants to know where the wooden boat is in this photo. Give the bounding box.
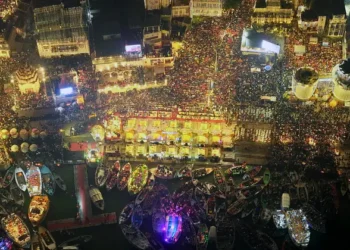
[197,223,208,250]
[106,161,120,191]
[181,214,196,246]
[241,201,255,218]
[194,187,208,212]
[217,215,235,250]
[236,184,264,200]
[0,204,8,215]
[120,224,151,250]
[58,235,92,248]
[164,213,183,244]
[28,195,50,226]
[243,166,262,180]
[194,180,211,196]
[296,182,309,203]
[213,168,226,193]
[227,199,247,216]
[117,163,132,190]
[14,167,27,191]
[128,164,149,195]
[286,210,310,248]
[135,188,149,205]
[215,202,226,223]
[31,233,45,250]
[94,164,110,187]
[40,165,56,196]
[176,165,192,178]
[10,182,24,206]
[272,210,288,229]
[302,203,326,233]
[119,202,134,225]
[192,167,213,179]
[53,172,67,191]
[131,204,143,229]
[263,168,271,185]
[146,174,155,190]
[206,196,216,220]
[257,230,278,250]
[224,165,244,176]
[240,177,262,189]
[38,226,56,250]
[3,166,15,188]
[1,213,31,247]
[205,183,226,199]
[150,165,175,179]
[26,166,42,197]
[0,189,13,202]
[88,186,104,210]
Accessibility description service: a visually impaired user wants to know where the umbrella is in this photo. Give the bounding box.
[31,128,39,138]
[21,142,29,149]
[21,147,28,153]
[29,144,38,152]
[39,131,47,139]
[1,129,9,140]
[10,128,18,138]
[20,129,28,140]
[10,145,19,152]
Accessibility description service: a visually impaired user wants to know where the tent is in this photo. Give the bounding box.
[1,129,9,140]
[40,131,47,138]
[11,145,19,152]
[20,129,28,140]
[31,128,39,138]
[29,144,38,152]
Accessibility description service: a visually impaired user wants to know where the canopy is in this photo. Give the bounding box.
[21,147,28,153]
[31,128,39,138]
[10,145,19,152]
[29,144,38,152]
[20,129,28,139]
[10,128,17,135]
[40,131,47,138]
[1,129,9,140]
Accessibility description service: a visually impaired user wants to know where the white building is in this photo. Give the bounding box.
[190,0,222,17]
[332,60,350,102]
[15,65,41,94]
[0,35,10,58]
[34,3,90,58]
[292,67,319,100]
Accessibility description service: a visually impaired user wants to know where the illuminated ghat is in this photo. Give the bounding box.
[332,59,350,102]
[292,67,319,100]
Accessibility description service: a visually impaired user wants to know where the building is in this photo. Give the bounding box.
[292,67,319,100]
[190,0,222,18]
[332,60,350,102]
[0,34,10,58]
[34,2,90,57]
[144,0,171,10]
[172,0,190,17]
[251,0,293,25]
[15,65,41,94]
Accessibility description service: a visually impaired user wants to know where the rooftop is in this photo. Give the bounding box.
[144,12,161,27]
[306,0,345,17]
[173,0,190,6]
[33,0,81,9]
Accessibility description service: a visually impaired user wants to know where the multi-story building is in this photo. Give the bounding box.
[144,0,171,10]
[34,2,90,57]
[0,35,10,58]
[251,0,294,25]
[143,13,162,49]
[190,0,222,18]
[172,0,190,17]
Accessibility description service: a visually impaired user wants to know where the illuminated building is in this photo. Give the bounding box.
[144,0,171,10]
[332,59,350,102]
[15,65,41,94]
[190,0,222,18]
[34,2,90,57]
[251,0,293,25]
[292,67,319,100]
[172,0,190,17]
[0,35,10,58]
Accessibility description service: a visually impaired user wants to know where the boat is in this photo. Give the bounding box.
[173,181,194,198]
[224,165,244,176]
[176,165,192,179]
[0,204,8,215]
[135,188,149,205]
[227,199,247,216]
[302,203,326,233]
[119,202,134,225]
[192,167,213,179]
[53,172,67,191]
[240,177,262,189]
[217,215,235,250]
[181,214,197,247]
[58,235,92,248]
[243,166,262,180]
[14,167,27,191]
[2,166,15,188]
[194,180,211,196]
[0,233,13,249]
[163,213,182,244]
[256,230,278,250]
[241,201,255,218]
[281,193,290,210]
[116,163,132,190]
[263,168,271,185]
[26,166,42,197]
[146,174,155,190]
[40,165,56,196]
[152,209,166,234]
[286,210,310,248]
[28,195,50,226]
[88,186,104,210]
[272,210,288,229]
[340,178,347,196]
[197,223,208,250]
[31,232,45,250]
[194,188,208,213]
[1,213,31,247]
[206,196,216,220]
[106,161,120,191]
[120,224,151,250]
[0,189,13,202]
[296,182,309,203]
[38,226,56,250]
[205,183,226,199]
[131,204,143,229]
[213,168,227,193]
[236,184,265,200]
[94,164,110,187]
[10,182,24,206]
[150,165,175,180]
[128,164,149,195]
[215,202,226,223]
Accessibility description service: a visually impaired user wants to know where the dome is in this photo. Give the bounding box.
[10,145,19,152]
[29,144,38,152]
[15,65,39,85]
[293,67,319,100]
[332,60,350,102]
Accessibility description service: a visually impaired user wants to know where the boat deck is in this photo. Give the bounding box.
[74,164,92,222]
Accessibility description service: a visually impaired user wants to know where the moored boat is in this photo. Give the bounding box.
[213,168,226,193]
[302,203,326,233]
[163,213,182,244]
[26,166,42,197]
[197,223,208,250]
[94,164,110,187]
[206,196,216,220]
[272,210,288,229]
[0,204,8,215]
[40,165,56,196]
[106,161,120,191]
[53,172,67,191]
[10,182,24,206]
[241,201,255,218]
[150,165,175,180]
[117,163,132,191]
[243,165,262,180]
[240,177,262,189]
[128,164,149,195]
[28,195,50,226]
[120,224,151,250]
[176,165,192,179]
[119,202,134,225]
[286,210,310,248]
[14,167,27,191]
[192,167,213,179]
[1,213,31,247]
[194,180,211,196]
[131,204,143,229]
[217,215,235,250]
[215,202,226,223]
[224,165,244,176]
[0,189,13,202]
[3,166,15,188]
[31,233,45,250]
[38,226,56,250]
[88,186,104,210]
[227,199,247,216]
[263,168,271,185]
[135,188,149,205]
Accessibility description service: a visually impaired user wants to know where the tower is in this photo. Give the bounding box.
[292,67,319,100]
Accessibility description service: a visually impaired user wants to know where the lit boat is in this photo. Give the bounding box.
[2,166,15,188]
[135,188,149,205]
[131,204,143,229]
[117,163,132,191]
[176,165,192,179]
[286,210,310,248]
[163,213,182,244]
[194,180,211,196]
[197,223,208,250]
[94,164,110,187]
[206,196,216,220]
[31,233,45,250]
[227,199,247,216]
[263,168,271,185]
[0,234,13,250]
[224,165,244,176]
[106,161,120,191]
[243,166,262,180]
[213,168,226,193]
[1,213,31,247]
[217,215,235,250]
[28,195,50,226]
[88,186,104,210]
[119,202,134,225]
[150,165,175,180]
[272,210,288,229]
[192,167,213,179]
[14,167,27,191]
[40,165,56,196]
[53,172,66,191]
[120,224,151,250]
[302,203,326,233]
[128,164,149,195]
[38,226,56,250]
[58,235,92,249]
[240,177,262,189]
[26,166,42,197]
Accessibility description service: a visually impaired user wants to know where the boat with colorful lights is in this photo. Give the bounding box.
[176,165,192,179]
[213,168,226,193]
[1,213,31,247]
[94,164,110,187]
[224,165,244,176]
[272,210,288,229]
[227,199,247,216]
[131,204,143,229]
[117,163,132,190]
[194,180,211,196]
[206,196,216,220]
[217,215,236,250]
[40,165,56,196]
[2,166,15,188]
[89,186,104,210]
[119,202,134,225]
[150,165,175,179]
[243,165,262,180]
[192,167,213,178]
[240,177,262,189]
[53,172,66,191]
[10,182,24,206]
[128,164,149,195]
[28,195,50,226]
[197,223,208,250]
[31,233,45,250]
[38,226,56,250]
[163,213,182,244]
[286,209,310,248]
[26,165,42,197]
[14,167,27,191]
[106,161,120,191]
[120,224,151,250]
